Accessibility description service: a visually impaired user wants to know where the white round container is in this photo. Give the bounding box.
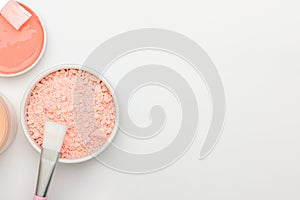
[0,92,17,154]
[0,2,46,77]
[21,64,119,164]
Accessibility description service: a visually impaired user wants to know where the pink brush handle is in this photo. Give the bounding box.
[33,195,47,200]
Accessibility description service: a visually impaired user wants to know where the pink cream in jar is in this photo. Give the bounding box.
[0,2,45,76]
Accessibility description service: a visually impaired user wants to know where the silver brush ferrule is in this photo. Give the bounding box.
[35,148,60,197]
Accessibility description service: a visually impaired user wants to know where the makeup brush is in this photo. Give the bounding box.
[34,121,67,200]
[0,0,32,30]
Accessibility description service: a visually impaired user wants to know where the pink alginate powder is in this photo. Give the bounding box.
[25,68,116,159]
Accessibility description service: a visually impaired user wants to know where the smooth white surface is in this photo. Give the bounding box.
[0,0,7,10]
[0,0,300,199]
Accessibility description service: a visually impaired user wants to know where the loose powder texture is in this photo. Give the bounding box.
[25,68,116,159]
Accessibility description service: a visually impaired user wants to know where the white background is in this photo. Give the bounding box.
[1,0,300,199]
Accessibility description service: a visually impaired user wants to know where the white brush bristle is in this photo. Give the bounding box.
[43,121,67,152]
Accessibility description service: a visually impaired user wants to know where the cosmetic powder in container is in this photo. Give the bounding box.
[21,65,118,164]
[0,92,17,154]
[0,2,46,77]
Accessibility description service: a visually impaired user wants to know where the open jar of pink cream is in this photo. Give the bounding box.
[21,65,118,164]
[0,92,17,154]
[0,2,46,77]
